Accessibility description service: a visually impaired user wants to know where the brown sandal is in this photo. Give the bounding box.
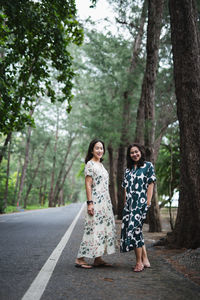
[75,263,93,269]
[93,259,113,267]
[93,262,113,267]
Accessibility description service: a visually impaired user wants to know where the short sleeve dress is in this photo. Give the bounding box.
[120,161,156,252]
[77,160,117,258]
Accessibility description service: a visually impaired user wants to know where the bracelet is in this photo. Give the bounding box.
[87,200,93,205]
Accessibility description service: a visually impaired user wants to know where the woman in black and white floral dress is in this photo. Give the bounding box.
[120,143,156,272]
[75,139,117,269]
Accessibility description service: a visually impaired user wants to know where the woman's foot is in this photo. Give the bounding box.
[75,258,93,269]
[133,263,144,272]
[142,259,151,268]
[93,258,112,267]
[142,245,150,268]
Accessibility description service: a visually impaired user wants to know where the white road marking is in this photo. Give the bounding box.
[22,203,85,300]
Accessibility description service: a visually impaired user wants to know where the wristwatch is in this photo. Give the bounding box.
[87,200,93,205]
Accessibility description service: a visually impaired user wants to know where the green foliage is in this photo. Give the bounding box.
[5,202,48,214]
[76,162,85,178]
[0,0,83,134]
[156,124,180,204]
[0,1,181,212]
[0,157,16,212]
[73,29,144,149]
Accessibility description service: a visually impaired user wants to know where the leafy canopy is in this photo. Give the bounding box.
[0,0,83,134]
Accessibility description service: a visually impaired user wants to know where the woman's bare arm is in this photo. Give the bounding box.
[147,183,154,206]
[85,176,94,216]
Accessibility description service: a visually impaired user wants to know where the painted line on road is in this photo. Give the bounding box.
[22,203,85,300]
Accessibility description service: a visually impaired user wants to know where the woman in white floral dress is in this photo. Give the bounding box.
[75,139,117,269]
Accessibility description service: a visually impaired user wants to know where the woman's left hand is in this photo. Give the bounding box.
[87,204,94,216]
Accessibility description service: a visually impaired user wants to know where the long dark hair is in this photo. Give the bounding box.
[126,143,145,169]
[85,139,105,164]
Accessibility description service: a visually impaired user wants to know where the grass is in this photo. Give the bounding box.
[4,202,72,214]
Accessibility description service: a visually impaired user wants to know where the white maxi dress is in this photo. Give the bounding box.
[77,160,117,258]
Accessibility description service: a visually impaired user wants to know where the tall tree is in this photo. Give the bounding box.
[23,139,50,208]
[3,135,12,210]
[48,109,59,207]
[52,136,75,206]
[17,109,35,207]
[134,0,165,231]
[168,0,200,248]
[116,0,148,219]
[0,0,83,162]
[107,144,117,214]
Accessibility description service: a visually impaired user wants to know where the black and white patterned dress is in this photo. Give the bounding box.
[120,161,156,252]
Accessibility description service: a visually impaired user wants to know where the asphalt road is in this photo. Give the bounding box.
[0,203,200,300]
[0,203,83,300]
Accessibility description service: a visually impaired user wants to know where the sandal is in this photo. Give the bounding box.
[75,263,93,269]
[93,260,113,267]
[133,263,144,272]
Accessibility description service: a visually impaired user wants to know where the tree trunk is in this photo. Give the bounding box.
[52,137,74,206]
[61,189,65,205]
[48,112,59,207]
[135,0,164,232]
[148,186,162,231]
[17,125,32,208]
[16,103,38,208]
[39,150,46,206]
[135,77,145,144]
[23,156,40,208]
[13,158,22,206]
[3,135,12,210]
[167,0,200,248]
[58,189,64,206]
[117,2,147,219]
[23,140,50,207]
[117,143,126,220]
[117,93,130,220]
[0,132,12,165]
[107,144,117,215]
[53,152,79,204]
[42,177,47,206]
[144,0,165,157]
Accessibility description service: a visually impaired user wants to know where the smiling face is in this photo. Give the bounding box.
[130,146,141,163]
[92,142,104,161]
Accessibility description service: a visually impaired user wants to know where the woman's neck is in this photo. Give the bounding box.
[133,163,137,169]
[91,158,101,163]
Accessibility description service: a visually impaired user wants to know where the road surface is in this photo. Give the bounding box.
[0,203,199,300]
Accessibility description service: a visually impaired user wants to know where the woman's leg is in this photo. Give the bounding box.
[142,245,151,267]
[133,247,144,272]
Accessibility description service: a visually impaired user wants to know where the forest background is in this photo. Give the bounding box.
[0,0,200,249]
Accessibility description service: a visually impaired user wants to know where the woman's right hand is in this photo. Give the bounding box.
[87,204,94,216]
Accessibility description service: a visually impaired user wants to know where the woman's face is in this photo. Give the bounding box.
[92,142,104,161]
[130,146,141,163]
